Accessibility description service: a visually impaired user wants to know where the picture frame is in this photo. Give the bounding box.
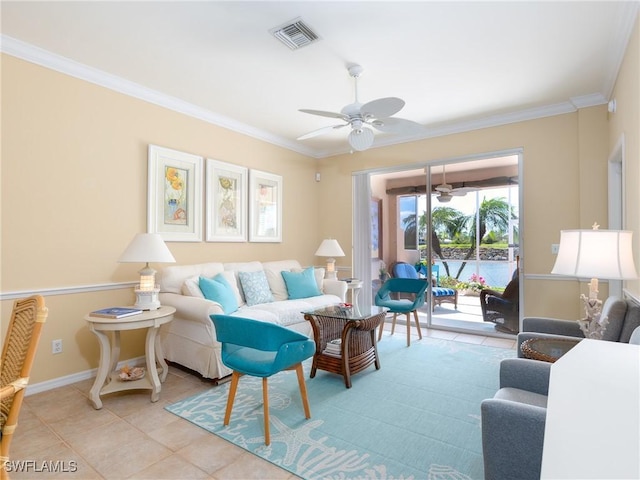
[371,197,382,259]
[205,159,248,242]
[147,144,203,242]
[249,169,282,242]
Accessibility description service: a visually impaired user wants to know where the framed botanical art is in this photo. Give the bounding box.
[249,169,282,242]
[147,145,203,242]
[205,159,248,242]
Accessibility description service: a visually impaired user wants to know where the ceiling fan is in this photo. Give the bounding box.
[434,165,476,203]
[297,64,425,151]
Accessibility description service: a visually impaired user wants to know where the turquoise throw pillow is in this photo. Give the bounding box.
[238,270,274,306]
[281,267,322,300]
[199,274,239,314]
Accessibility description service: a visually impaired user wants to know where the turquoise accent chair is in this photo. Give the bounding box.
[210,315,316,446]
[375,277,428,346]
[392,261,458,311]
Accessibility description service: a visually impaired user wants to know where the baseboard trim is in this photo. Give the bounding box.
[25,355,145,397]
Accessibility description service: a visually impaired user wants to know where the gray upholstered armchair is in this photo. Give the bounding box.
[481,358,551,480]
[517,296,640,356]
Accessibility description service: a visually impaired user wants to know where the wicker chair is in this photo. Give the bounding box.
[0,296,48,478]
[480,268,519,333]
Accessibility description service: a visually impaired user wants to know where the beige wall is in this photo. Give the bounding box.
[2,13,638,386]
[610,15,640,295]
[1,55,321,383]
[317,113,604,320]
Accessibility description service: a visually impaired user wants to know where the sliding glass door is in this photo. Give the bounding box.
[358,151,522,336]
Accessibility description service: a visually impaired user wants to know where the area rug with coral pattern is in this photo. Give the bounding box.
[166,334,514,479]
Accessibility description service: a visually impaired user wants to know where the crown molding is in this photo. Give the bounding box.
[0,34,619,160]
[0,35,318,159]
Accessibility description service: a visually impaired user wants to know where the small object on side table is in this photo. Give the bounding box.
[521,337,582,363]
[85,306,175,409]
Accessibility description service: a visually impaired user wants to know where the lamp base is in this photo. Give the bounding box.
[577,294,609,340]
[134,288,161,311]
[324,270,338,280]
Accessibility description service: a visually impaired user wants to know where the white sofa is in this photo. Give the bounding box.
[157,259,347,381]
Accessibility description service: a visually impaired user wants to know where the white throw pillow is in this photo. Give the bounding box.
[182,276,205,298]
[238,270,274,306]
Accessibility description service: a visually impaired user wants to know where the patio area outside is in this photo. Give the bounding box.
[417,291,513,337]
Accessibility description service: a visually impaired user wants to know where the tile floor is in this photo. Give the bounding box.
[10,324,516,480]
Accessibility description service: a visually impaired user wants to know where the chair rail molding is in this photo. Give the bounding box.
[0,281,136,301]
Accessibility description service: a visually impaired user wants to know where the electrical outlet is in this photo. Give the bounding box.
[551,244,560,254]
[52,339,62,354]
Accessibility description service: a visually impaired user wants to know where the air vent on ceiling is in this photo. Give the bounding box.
[270,18,320,50]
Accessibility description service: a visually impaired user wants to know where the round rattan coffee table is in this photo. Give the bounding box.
[521,337,582,363]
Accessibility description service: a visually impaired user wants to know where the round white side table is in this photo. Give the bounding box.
[85,306,175,409]
[346,280,363,311]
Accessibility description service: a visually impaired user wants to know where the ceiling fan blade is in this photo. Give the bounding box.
[452,187,477,194]
[435,183,453,193]
[299,109,350,121]
[297,124,347,140]
[361,97,405,119]
[371,117,426,134]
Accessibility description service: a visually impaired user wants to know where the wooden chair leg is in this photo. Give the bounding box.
[378,319,384,341]
[224,371,240,426]
[295,363,311,419]
[262,377,270,446]
[413,310,423,340]
[391,313,398,335]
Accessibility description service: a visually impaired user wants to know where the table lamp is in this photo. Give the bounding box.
[119,233,176,310]
[551,223,638,339]
[315,239,345,280]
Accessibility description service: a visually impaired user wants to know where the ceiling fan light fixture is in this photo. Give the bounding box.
[348,127,374,151]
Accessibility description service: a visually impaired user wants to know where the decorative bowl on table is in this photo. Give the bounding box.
[337,303,353,314]
[118,365,145,381]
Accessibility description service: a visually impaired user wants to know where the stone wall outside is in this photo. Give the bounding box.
[437,246,510,261]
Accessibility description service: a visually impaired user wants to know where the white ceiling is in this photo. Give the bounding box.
[2,1,638,158]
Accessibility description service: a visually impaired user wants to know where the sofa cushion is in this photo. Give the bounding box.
[199,274,239,314]
[183,271,243,305]
[292,267,325,293]
[494,387,548,408]
[182,276,205,298]
[263,260,302,301]
[159,262,224,294]
[238,270,274,306]
[282,267,322,299]
[223,261,263,303]
[234,294,342,327]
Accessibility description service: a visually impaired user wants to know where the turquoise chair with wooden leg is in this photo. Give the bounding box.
[375,278,428,346]
[210,315,315,446]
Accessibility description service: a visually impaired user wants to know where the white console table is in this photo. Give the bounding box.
[541,339,640,479]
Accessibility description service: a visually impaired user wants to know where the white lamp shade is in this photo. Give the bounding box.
[315,239,345,257]
[551,229,638,280]
[119,233,176,264]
